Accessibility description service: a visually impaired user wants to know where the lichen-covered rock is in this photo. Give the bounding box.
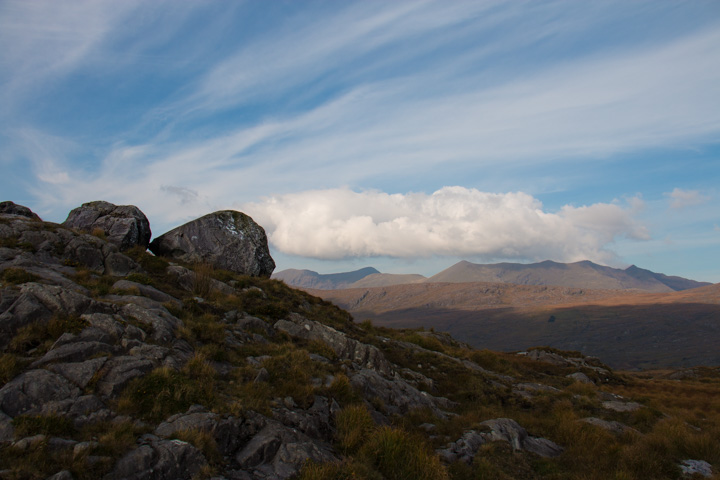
[106,434,207,480]
[0,369,80,417]
[0,201,41,220]
[580,417,636,435]
[680,459,713,478]
[149,210,275,277]
[235,420,337,479]
[438,418,563,463]
[63,200,151,251]
[275,313,392,375]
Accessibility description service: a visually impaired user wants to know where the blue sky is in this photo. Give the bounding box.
[1,1,719,282]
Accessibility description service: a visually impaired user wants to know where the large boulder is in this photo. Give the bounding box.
[0,201,41,220]
[149,210,275,277]
[62,200,151,251]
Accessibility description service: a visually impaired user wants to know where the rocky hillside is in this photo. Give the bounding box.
[1,201,718,480]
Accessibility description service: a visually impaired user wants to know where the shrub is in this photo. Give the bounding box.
[360,426,449,480]
[117,362,215,423]
[13,414,75,438]
[126,272,153,285]
[1,267,39,284]
[174,428,221,465]
[125,246,169,274]
[323,373,361,406]
[193,262,215,297]
[0,353,21,386]
[335,405,375,454]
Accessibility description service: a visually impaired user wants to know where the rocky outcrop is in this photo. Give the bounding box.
[0,201,41,220]
[149,210,275,277]
[679,459,713,478]
[275,313,393,375]
[106,434,207,480]
[437,418,563,463]
[63,201,152,251]
[0,211,139,278]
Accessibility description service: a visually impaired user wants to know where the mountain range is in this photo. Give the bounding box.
[273,260,710,292]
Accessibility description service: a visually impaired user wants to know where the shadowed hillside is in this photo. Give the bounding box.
[309,282,720,370]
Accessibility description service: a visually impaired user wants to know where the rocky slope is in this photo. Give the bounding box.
[1,201,718,480]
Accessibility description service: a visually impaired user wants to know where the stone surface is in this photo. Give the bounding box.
[567,372,594,384]
[601,400,642,412]
[235,420,337,479]
[580,417,636,435]
[0,369,80,417]
[63,200,151,251]
[107,435,207,480]
[275,313,392,375]
[679,459,713,478]
[438,418,563,463]
[149,210,275,277]
[0,201,41,220]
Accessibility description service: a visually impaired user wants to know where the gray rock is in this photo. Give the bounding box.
[275,313,392,375]
[107,435,207,480]
[0,410,14,443]
[0,283,100,348]
[439,418,563,463]
[581,417,636,435]
[680,459,713,478]
[112,280,181,307]
[235,421,337,479]
[63,201,151,251]
[12,434,47,450]
[31,341,115,368]
[602,400,642,412]
[437,430,487,464]
[47,357,108,388]
[120,303,182,344]
[94,356,155,397]
[155,410,219,438]
[0,201,41,220]
[567,372,594,384]
[349,368,448,418]
[271,396,334,441]
[0,369,80,417]
[481,418,563,457]
[149,210,274,277]
[46,470,75,480]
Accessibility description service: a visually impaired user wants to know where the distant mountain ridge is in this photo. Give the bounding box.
[272,267,381,289]
[274,260,709,292]
[427,260,710,292]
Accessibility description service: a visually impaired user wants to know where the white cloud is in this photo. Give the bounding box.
[666,188,710,209]
[242,187,647,264]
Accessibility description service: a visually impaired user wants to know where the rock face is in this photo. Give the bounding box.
[437,418,564,464]
[149,210,275,277]
[63,200,151,251]
[0,201,41,220]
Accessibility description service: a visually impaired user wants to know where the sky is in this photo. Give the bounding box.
[1,0,719,282]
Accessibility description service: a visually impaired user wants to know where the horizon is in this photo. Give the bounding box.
[272,258,715,284]
[2,1,719,282]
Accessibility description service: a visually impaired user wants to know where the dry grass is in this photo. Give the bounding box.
[335,404,375,454]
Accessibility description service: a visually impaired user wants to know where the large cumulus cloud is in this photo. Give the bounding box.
[243,187,648,264]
